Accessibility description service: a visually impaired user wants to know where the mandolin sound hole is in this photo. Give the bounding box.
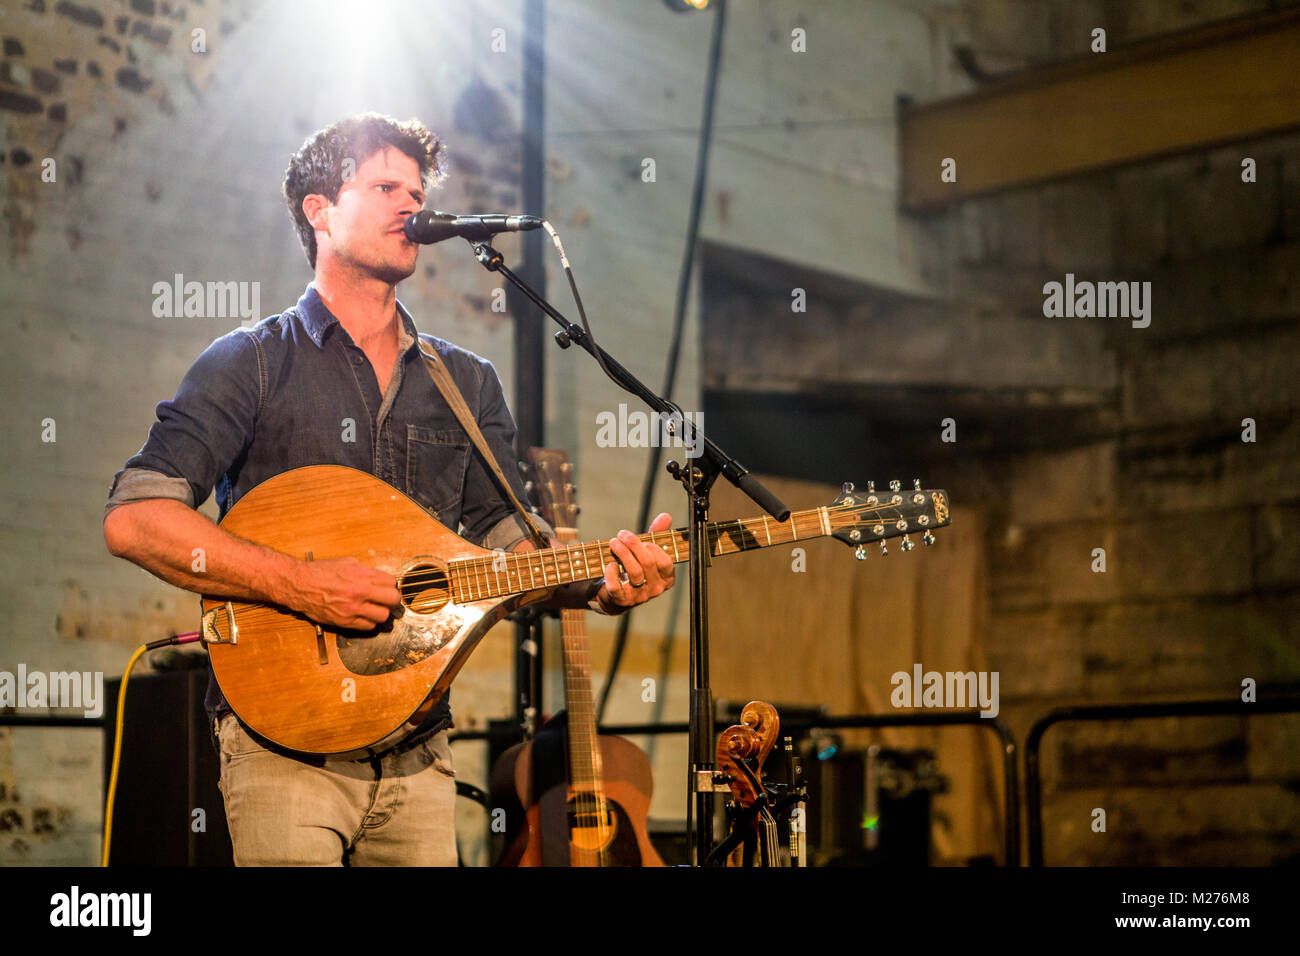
[399,563,451,614]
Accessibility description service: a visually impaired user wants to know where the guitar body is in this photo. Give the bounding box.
[492,723,664,867]
[202,465,545,758]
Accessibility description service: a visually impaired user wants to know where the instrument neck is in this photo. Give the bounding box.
[446,505,841,606]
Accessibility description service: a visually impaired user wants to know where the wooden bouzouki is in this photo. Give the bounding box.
[201,464,950,758]
[492,447,663,866]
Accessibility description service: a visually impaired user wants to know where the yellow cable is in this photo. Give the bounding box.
[102,644,147,868]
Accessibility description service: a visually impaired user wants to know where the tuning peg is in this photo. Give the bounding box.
[913,478,921,490]
[842,481,855,494]
[889,479,901,492]
[525,481,534,493]
[923,530,936,546]
[878,540,888,556]
[519,461,530,474]
[562,462,573,474]
[901,534,915,552]
[866,480,875,492]
[854,544,867,560]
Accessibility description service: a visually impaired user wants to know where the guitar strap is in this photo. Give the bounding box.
[417,340,550,550]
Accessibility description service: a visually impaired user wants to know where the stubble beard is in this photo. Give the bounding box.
[339,236,417,287]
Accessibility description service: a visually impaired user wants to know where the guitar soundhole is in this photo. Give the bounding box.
[566,795,641,865]
[399,563,451,614]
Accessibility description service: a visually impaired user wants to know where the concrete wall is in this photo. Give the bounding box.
[925,1,1300,864]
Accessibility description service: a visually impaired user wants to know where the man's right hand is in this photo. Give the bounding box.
[105,498,402,631]
[285,556,401,631]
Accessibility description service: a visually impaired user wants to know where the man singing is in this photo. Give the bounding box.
[103,113,675,865]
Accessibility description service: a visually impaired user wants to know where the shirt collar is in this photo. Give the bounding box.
[296,283,420,352]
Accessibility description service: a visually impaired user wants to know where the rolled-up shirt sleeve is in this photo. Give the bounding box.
[104,468,195,518]
[481,512,556,552]
[104,328,263,519]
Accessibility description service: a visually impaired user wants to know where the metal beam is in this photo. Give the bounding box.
[900,8,1300,208]
[512,0,546,741]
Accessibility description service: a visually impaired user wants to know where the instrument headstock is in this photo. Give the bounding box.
[523,447,578,531]
[829,479,951,557]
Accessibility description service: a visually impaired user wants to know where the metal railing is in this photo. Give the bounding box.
[1024,696,1300,866]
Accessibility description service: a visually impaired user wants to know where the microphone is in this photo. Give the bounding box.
[403,210,544,245]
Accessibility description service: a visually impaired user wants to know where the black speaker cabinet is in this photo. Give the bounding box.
[103,669,233,866]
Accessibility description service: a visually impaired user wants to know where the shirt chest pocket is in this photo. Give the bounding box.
[406,424,470,521]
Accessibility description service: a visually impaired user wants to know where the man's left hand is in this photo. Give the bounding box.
[595,512,676,614]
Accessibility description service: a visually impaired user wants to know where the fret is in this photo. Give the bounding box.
[670,532,682,562]
[790,515,798,541]
[526,552,536,588]
[538,552,548,586]
[566,545,576,579]
[818,506,830,537]
[551,548,565,585]
[764,517,772,546]
[711,524,727,558]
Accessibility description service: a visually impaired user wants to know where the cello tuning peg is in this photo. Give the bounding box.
[923,530,936,546]
[889,479,901,492]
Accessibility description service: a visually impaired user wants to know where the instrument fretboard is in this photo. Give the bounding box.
[444,506,838,605]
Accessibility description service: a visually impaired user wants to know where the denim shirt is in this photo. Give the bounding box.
[105,284,553,751]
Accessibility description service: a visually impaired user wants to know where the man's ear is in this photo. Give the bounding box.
[302,193,330,233]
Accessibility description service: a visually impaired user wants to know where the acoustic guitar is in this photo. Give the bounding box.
[201,464,950,757]
[491,447,663,866]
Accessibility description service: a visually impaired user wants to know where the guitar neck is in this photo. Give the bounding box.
[444,506,837,606]
[559,605,603,790]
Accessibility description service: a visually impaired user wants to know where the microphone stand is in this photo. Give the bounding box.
[462,238,790,866]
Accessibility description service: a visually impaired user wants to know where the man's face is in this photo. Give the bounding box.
[312,146,425,284]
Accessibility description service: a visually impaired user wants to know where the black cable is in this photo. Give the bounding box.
[595,0,728,724]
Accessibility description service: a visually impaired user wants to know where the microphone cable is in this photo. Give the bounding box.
[101,631,203,867]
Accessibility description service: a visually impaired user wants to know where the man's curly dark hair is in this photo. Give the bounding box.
[282,113,445,269]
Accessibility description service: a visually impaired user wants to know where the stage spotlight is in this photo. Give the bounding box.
[664,0,710,11]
